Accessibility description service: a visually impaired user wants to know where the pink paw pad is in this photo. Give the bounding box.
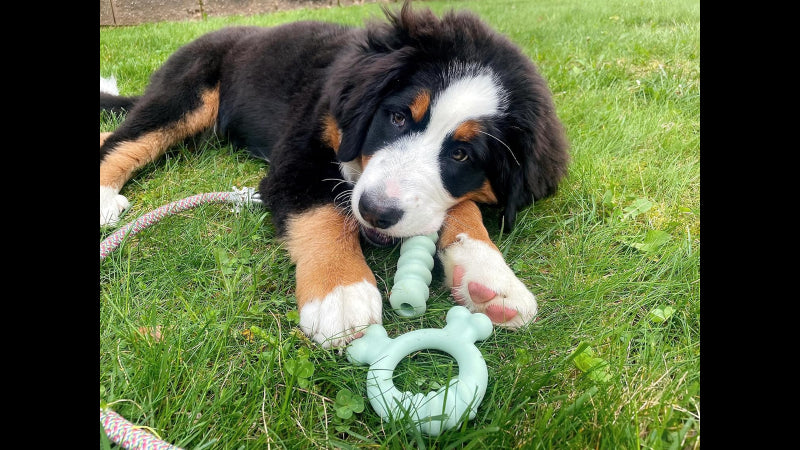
[467,281,497,304]
[451,265,499,305]
[485,304,518,324]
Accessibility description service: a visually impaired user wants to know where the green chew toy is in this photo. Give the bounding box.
[346,305,493,436]
[389,232,438,317]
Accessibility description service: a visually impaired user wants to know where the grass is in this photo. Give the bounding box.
[100,0,700,448]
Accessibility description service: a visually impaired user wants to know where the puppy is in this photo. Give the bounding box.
[100,1,569,348]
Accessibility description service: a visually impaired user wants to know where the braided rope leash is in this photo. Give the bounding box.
[100,187,261,260]
[100,187,261,449]
[101,408,182,450]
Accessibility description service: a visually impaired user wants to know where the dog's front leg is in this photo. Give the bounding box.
[284,205,382,348]
[438,200,538,328]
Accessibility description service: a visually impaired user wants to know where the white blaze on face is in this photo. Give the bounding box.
[351,67,507,237]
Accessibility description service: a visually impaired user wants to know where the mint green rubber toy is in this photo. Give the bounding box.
[346,305,493,436]
[389,232,438,317]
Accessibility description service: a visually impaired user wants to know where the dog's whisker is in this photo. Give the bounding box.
[477,130,520,168]
[333,188,354,210]
[342,211,360,232]
[322,177,356,194]
[333,187,353,198]
[333,161,363,174]
[322,177,353,185]
[334,194,352,209]
[333,181,351,191]
[329,161,363,178]
[334,190,351,201]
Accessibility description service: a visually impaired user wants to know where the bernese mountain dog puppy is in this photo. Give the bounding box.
[100,1,569,348]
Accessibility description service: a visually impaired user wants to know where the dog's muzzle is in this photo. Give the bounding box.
[356,192,405,247]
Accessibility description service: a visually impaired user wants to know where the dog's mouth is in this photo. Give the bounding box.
[359,225,401,248]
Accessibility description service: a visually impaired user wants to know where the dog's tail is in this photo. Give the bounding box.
[100,75,140,115]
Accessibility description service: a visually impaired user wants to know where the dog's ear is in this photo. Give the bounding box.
[325,2,435,162]
[323,12,417,161]
[327,55,404,162]
[495,78,570,231]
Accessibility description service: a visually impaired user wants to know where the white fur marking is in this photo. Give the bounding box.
[425,71,506,142]
[298,280,382,348]
[100,185,130,226]
[100,76,119,95]
[440,233,538,328]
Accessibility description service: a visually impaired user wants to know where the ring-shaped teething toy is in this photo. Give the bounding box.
[346,306,493,436]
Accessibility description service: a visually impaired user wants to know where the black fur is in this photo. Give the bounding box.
[100,1,568,235]
[99,92,139,115]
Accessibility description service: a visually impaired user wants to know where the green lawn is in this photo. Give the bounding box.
[100,0,700,448]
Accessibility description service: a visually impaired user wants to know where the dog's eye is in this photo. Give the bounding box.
[451,148,469,162]
[390,112,406,128]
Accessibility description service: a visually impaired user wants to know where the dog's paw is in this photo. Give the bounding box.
[440,233,538,328]
[100,186,130,226]
[299,280,383,348]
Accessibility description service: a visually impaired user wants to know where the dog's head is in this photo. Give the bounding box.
[324,1,569,245]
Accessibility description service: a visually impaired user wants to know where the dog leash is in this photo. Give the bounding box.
[100,187,261,260]
[100,407,182,450]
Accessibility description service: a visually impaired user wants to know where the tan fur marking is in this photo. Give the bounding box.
[460,179,498,204]
[322,114,342,152]
[439,200,498,251]
[453,120,482,142]
[409,89,431,123]
[284,205,376,310]
[100,132,112,147]
[100,87,220,189]
[100,133,173,188]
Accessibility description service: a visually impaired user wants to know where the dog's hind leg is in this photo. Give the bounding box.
[100,85,220,226]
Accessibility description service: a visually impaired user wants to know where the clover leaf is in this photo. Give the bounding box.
[572,343,612,383]
[334,388,365,420]
[648,305,676,323]
[285,357,315,388]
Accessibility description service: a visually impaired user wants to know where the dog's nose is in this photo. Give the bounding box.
[358,194,404,229]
